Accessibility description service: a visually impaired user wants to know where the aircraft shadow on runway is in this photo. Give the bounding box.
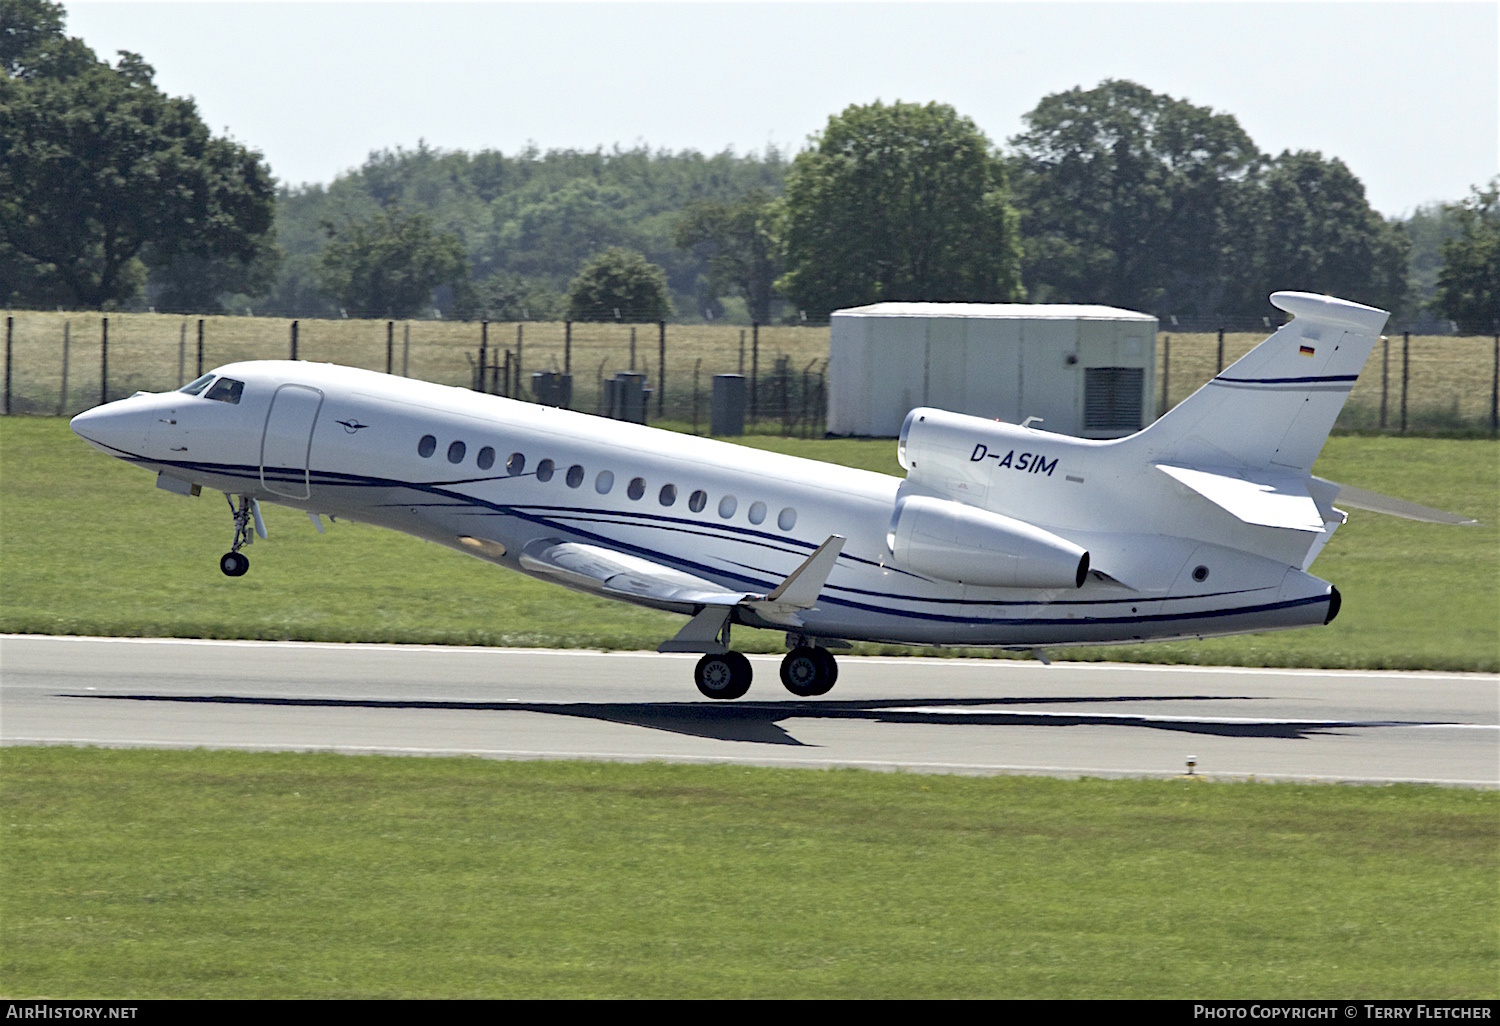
[61,692,1442,747]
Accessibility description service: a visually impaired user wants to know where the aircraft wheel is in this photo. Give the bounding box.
[219,551,249,577]
[780,647,825,697]
[810,647,839,694]
[695,652,752,700]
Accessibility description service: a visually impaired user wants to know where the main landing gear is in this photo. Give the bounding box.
[219,495,257,577]
[780,646,838,697]
[691,646,841,701]
[694,652,752,700]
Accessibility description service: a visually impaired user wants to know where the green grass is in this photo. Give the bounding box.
[1,747,1494,998]
[2,418,1496,669]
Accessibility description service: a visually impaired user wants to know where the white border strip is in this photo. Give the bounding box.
[6,736,1496,787]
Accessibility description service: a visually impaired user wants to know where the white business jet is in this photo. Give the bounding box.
[70,292,1460,700]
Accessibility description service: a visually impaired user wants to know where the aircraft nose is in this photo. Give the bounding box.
[70,400,150,454]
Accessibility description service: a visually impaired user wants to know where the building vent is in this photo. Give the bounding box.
[1084,367,1144,433]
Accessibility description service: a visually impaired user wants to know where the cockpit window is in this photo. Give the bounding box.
[179,374,215,396]
[204,377,244,404]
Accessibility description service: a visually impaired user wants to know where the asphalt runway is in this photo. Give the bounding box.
[2,635,1495,785]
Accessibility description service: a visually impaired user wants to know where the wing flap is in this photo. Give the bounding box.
[1156,464,1324,532]
[519,541,749,607]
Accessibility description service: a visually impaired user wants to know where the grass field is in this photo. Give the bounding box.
[1,418,1496,670]
[1,747,1494,998]
[4,309,1495,433]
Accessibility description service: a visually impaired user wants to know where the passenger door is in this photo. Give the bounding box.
[260,384,323,499]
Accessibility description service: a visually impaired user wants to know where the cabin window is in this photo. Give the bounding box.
[718,495,737,518]
[688,489,707,513]
[204,378,244,404]
[627,477,645,500]
[659,484,677,506]
[476,447,496,471]
[778,507,797,531]
[748,501,767,525]
[179,374,214,396]
[418,435,437,458]
[447,440,467,464]
[536,459,555,482]
[566,464,584,488]
[507,452,525,476]
[596,470,615,494]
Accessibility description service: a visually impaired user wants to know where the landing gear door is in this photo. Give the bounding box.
[261,384,323,499]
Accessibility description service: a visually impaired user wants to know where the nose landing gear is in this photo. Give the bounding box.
[219,495,262,577]
[780,646,839,697]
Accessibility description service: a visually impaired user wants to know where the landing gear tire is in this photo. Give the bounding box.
[781,646,837,697]
[695,651,752,700]
[219,551,249,577]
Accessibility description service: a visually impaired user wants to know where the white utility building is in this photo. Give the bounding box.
[827,302,1159,438]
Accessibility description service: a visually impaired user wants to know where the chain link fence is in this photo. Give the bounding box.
[4,310,1496,436]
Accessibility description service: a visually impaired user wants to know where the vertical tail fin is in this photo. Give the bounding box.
[1132,292,1388,473]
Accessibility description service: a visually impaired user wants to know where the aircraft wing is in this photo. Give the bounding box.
[519,540,750,607]
[1156,464,1325,532]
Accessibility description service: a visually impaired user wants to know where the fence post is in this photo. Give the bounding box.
[564,321,572,375]
[402,324,410,377]
[516,323,523,393]
[479,320,488,393]
[629,326,636,372]
[386,321,394,374]
[1216,326,1225,374]
[692,357,701,435]
[3,315,11,415]
[750,322,759,422]
[1160,334,1170,416]
[58,321,70,416]
[1400,331,1409,434]
[1379,335,1389,429]
[503,350,512,398]
[100,316,108,405]
[290,319,299,360]
[177,321,186,387]
[657,320,666,418]
[1491,330,1498,436]
[196,319,204,377]
[739,329,746,374]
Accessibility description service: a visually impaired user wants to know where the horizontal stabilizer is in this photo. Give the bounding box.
[1313,477,1480,525]
[1157,464,1324,532]
[519,541,749,607]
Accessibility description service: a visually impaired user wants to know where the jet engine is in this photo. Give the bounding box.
[888,495,1090,589]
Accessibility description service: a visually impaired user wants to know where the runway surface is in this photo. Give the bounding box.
[2,635,1496,785]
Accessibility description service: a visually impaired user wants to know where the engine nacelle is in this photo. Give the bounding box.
[888,495,1090,589]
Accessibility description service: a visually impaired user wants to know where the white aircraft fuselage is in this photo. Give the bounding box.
[70,291,1388,698]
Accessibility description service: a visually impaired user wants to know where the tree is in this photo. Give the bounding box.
[316,207,468,319]
[0,2,277,309]
[1246,151,1409,316]
[566,248,670,322]
[1009,80,1261,316]
[674,189,781,322]
[778,100,1022,319]
[1431,179,1500,333]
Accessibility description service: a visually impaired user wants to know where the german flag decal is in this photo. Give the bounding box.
[1299,345,1316,357]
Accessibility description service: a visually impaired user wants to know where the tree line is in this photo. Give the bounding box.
[2,1,1496,331]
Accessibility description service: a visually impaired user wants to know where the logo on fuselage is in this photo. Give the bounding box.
[970,443,1058,477]
[335,419,369,434]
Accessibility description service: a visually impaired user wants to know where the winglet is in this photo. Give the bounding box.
[764,535,845,610]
